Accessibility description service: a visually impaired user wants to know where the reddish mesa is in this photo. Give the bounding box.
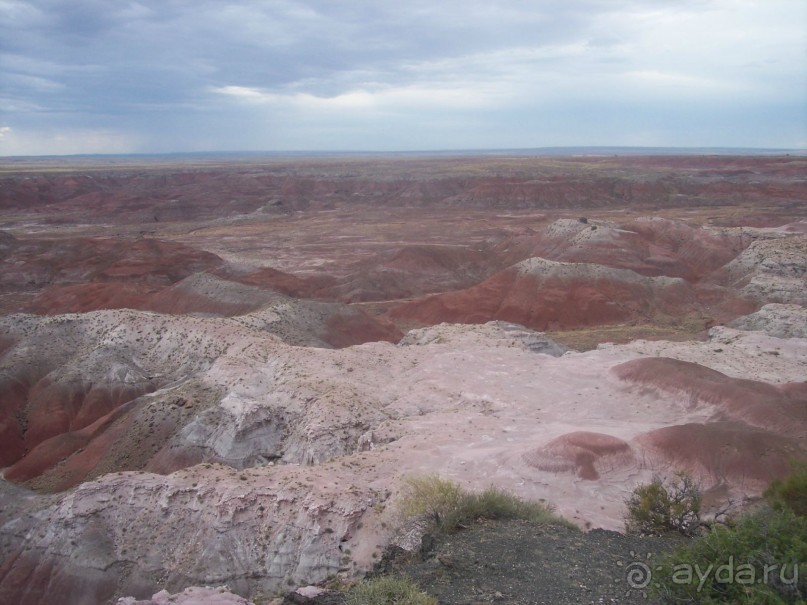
[2,234,400,348]
[390,262,696,331]
[612,357,807,438]
[534,219,752,282]
[636,422,805,485]
[614,357,807,485]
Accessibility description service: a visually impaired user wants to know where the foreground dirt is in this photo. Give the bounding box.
[285,519,682,605]
[381,520,680,605]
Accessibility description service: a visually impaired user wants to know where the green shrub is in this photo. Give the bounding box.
[625,471,701,536]
[399,475,466,531]
[652,507,807,604]
[398,474,570,534]
[346,576,436,605]
[765,463,807,517]
[467,485,567,525]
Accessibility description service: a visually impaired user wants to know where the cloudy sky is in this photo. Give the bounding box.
[1,0,805,155]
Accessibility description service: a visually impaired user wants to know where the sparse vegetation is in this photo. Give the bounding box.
[346,576,436,605]
[399,474,572,534]
[765,463,807,517]
[625,471,701,537]
[652,507,807,604]
[647,468,807,603]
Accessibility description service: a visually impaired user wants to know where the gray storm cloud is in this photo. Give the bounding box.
[1,0,805,154]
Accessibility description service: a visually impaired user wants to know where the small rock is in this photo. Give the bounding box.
[295,586,325,598]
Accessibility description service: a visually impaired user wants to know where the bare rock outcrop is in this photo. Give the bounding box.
[0,309,398,489]
[26,272,400,348]
[498,217,752,282]
[118,586,255,605]
[712,235,807,305]
[0,237,224,297]
[0,467,381,605]
[398,320,568,356]
[1,309,806,603]
[729,303,807,338]
[390,257,696,331]
[0,311,235,486]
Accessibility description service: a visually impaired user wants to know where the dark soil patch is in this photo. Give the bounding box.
[286,519,685,605]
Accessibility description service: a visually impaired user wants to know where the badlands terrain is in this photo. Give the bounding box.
[0,153,805,604]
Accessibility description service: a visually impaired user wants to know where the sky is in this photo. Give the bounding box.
[1,0,806,155]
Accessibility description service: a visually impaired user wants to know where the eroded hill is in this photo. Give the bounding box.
[0,154,805,604]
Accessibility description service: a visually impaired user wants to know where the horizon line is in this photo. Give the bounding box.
[2,145,806,161]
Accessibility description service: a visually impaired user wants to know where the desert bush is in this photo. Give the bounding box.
[467,485,567,525]
[652,507,807,604]
[346,576,436,605]
[399,474,466,531]
[625,471,701,536]
[399,474,570,534]
[765,463,807,517]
